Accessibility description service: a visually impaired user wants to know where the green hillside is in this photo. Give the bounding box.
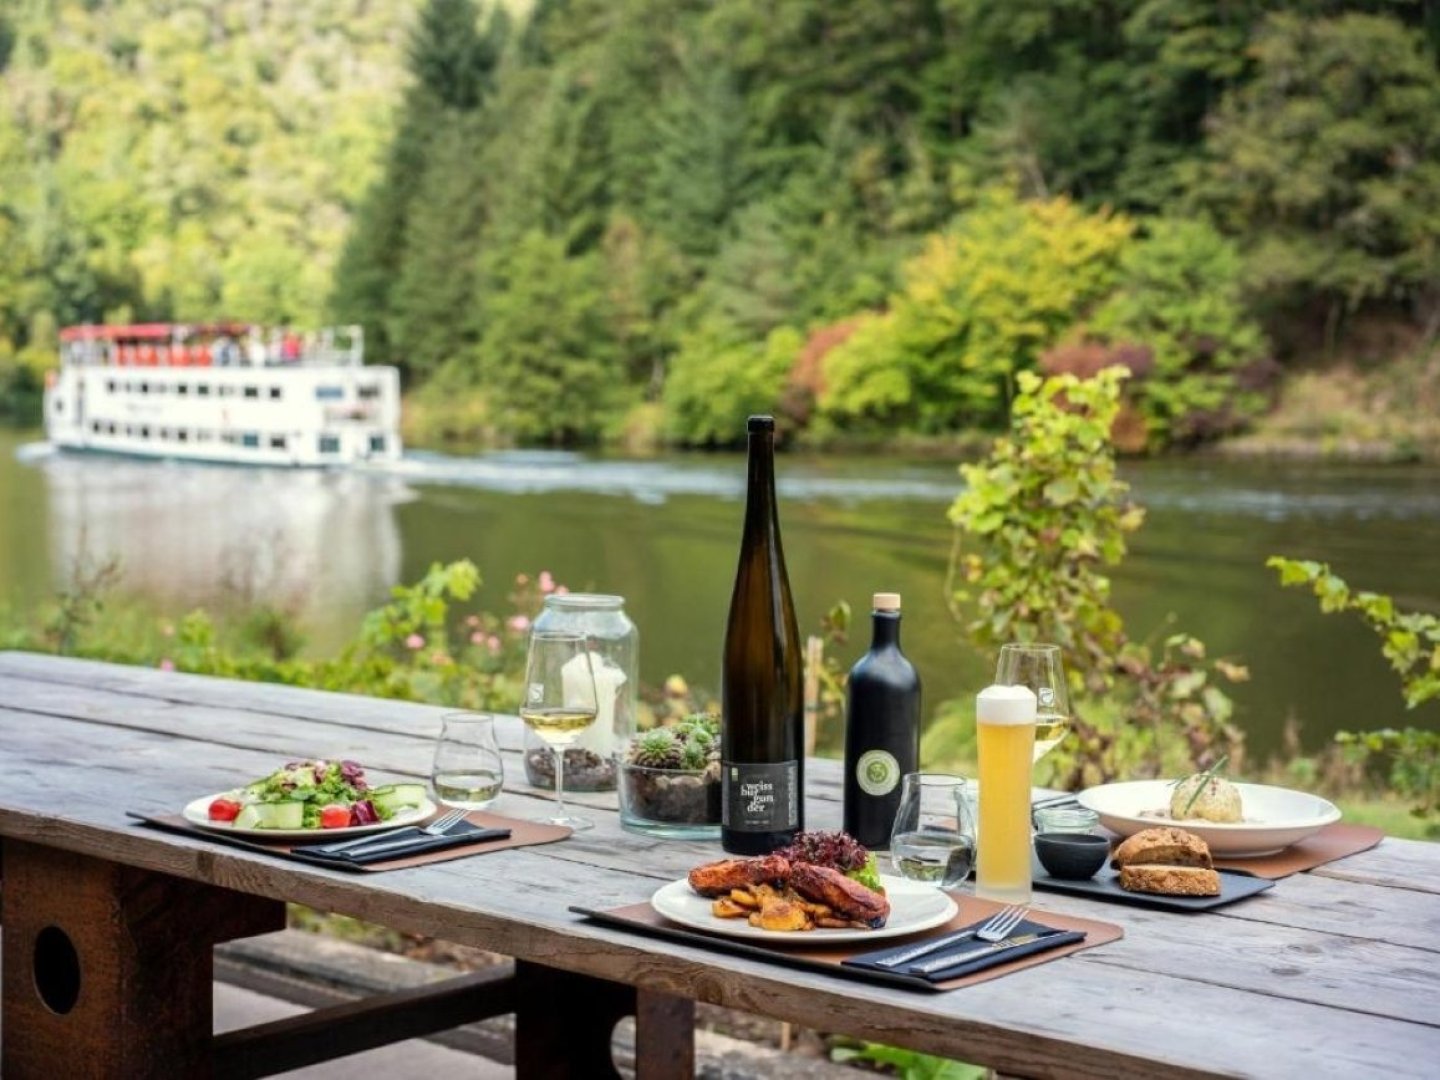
[5,1,1439,449]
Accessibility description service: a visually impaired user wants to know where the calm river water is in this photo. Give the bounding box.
[3,426,1437,758]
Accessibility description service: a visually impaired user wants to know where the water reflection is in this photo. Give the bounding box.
[31,444,407,648]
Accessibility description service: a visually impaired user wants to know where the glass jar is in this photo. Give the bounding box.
[1034,805,1100,834]
[523,594,637,793]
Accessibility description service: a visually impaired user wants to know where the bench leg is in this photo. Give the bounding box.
[1,839,284,1079]
[515,960,695,1079]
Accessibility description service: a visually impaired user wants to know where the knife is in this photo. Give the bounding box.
[907,931,1058,975]
[874,926,989,968]
[305,827,424,856]
[318,826,511,860]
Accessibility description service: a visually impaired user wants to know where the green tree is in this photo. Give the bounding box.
[1186,12,1440,323]
[473,231,620,443]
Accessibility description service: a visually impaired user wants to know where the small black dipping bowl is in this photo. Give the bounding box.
[1034,832,1110,880]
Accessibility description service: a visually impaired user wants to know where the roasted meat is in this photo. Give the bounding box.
[687,855,791,897]
[787,863,890,928]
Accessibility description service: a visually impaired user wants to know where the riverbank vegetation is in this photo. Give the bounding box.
[3,2,1439,453]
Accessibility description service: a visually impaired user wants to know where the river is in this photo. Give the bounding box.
[3,426,1437,759]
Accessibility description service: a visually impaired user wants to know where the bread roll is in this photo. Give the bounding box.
[1111,826,1213,870]
[1119,864,1221,897]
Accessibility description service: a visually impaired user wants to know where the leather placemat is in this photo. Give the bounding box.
[1212,823,1384,879]
[573,896,1123,993]
[130,810,571,872]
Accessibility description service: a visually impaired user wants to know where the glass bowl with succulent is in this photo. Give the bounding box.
[617,713,721,839]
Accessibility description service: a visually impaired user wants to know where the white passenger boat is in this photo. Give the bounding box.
[43,323,402,467]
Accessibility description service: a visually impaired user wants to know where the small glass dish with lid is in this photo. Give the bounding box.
[1033,804,1101,834]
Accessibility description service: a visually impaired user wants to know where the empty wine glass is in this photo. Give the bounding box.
[996,644,1071,764]
[889,773,977,889]
[520,630,599,830]
[431,712,504,810]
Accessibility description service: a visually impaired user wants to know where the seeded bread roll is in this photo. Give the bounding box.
[1111,826,1213,870]
[1119,864,1221,897]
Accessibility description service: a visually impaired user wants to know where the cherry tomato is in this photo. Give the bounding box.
[319,804,353,829]
[208,798,242,822]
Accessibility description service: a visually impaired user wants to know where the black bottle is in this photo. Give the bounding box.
[843,592,921,848]
[721,416,804,854]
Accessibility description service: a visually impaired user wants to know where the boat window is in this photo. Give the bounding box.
[269,435,287,450]
[368,434,386,453]
[177,430,189,443]
[140,382,150,395]
[315,386,344,401]
[177,384,189,396]
[195,430,211,442]
[140,426,151,439]
[241,433,259,448]
[53,399,63,413]
[358,384,381,400]
[269,386,282,400]
[108,422,117,434]
[219,386,234,398]
[90,421,101,433]
[198,384,211,397]
[319,435,340,454]
[153,383,166,395]
[243,386,259,399]
[106,380,117,393]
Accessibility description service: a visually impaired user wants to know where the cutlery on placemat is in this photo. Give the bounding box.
[907,930,1060,975]
[307,807,468,856]
[875,904,1027,968]
[319,825,511,860]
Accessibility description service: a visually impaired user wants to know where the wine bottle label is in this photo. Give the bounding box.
[722,761,799,832]
[855,749,901,797]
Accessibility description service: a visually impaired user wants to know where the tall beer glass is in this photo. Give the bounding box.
[975,684,1037,903]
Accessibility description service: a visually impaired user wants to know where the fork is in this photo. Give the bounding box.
[307,807,467,856]
[874,904,1028,968]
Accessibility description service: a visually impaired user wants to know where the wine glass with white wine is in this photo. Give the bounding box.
[520,630,599,831]
[995,644,1071,764]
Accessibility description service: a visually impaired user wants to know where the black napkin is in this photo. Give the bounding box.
[295,820,512,866]
[844,916,1084,984]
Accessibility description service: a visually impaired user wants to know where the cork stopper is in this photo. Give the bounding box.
[872,592,901,612]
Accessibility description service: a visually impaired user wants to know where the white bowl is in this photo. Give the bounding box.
[1076,780,1341,857]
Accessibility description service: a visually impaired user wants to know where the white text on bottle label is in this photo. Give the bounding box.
[722,761,799,832]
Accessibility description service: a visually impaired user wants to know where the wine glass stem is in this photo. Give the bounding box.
[553,744,567,819]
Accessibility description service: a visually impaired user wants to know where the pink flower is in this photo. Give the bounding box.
[405,633,425,650]
[554,585,569,596]
[465,614,481,628]
[470,630,486,645]
[486,635,501,653]
[515,573,529,585]
[507,614,530,633]
[539,570,556,594]
[430,651,451,666]
[159,658,175,672]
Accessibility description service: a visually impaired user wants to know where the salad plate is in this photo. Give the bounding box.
[182,759,436,839]
[182,793,435,839]
[650,875,956,946]
[1076,780,1341,857]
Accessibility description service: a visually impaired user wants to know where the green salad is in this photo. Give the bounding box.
[206,759,426,830]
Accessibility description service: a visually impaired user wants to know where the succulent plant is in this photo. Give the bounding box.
[628,728,686,769]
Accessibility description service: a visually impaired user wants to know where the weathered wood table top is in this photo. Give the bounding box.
[2,651,1438,1078]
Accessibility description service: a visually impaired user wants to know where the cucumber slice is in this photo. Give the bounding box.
[371,783,426,815]
[233,805,263,830]
[235,801,306,830]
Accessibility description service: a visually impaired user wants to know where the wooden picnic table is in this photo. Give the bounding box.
[1,651,1437,1079]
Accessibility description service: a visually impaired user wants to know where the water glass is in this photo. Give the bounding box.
[889,773,977,889]
[431,712,504,810]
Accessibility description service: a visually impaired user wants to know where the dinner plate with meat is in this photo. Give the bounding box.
[654,836,957,944]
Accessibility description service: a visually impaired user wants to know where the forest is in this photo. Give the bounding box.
[3,0,1439,449]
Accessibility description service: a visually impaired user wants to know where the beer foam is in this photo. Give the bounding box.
[977,684,1038,725]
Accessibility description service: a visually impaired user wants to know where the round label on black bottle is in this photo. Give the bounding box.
[855,750,901,796]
